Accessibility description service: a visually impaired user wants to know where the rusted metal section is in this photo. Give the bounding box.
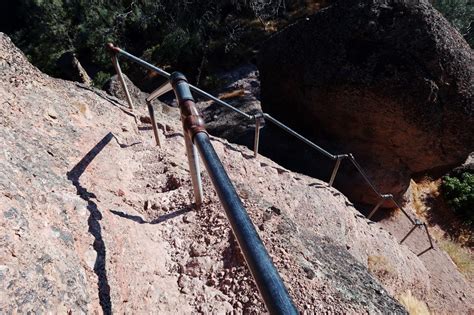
[169,72,205,208]
[179,100,207,140]
[170,73,208,142]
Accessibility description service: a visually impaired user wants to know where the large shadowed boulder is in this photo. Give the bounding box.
[258,0,474,206]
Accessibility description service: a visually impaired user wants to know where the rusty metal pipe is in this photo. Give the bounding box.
[167,73,204,208]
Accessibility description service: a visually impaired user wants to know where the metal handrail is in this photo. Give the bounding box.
[106,44,434,257]
[263,113,336,160]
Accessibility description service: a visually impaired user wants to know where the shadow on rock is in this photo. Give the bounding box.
[110,207,191,224]
[67,132,114,315]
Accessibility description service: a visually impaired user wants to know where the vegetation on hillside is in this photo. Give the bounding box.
[0,0,471,88]
[442,172,474,226]
[0,0,324,88]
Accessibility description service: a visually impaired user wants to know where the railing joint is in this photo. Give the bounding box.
[414,219,423,226]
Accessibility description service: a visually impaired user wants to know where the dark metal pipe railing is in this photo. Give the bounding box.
[171,72,297,314]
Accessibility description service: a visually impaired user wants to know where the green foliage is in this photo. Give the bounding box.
[442,172,474,224]
[2,1,260,83]
[431,0,474,46]
[93,71,112,89]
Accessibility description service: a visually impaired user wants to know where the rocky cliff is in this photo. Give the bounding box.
[258,0,474,206]
[0,33,472,313]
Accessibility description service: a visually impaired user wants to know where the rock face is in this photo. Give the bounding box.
[104,73,152,107]
[56,51,92,85]
[258,0,474,205]
[1,32,472,314]
[199,65,262,143]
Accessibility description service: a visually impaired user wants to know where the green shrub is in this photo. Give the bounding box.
[442,172,474,224]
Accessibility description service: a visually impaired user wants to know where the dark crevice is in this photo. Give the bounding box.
[67,132,114,315]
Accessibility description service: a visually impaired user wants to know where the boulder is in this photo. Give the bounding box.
[56,51,92,85]
[104,73,149,106]
[258,0,474,206]
[199,65,262,143]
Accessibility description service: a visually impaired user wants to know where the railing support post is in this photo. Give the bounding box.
[253,113,264,158]
[367,198,384,220]
[400,224,417,244]
[416,224,435,256]
[146,100,161,147]
[366,194,390,220]
[328,155,343,187]
[424,223,434,249]
[183,131,203,208]
[145,81,174,147]
[110,54,134,110]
